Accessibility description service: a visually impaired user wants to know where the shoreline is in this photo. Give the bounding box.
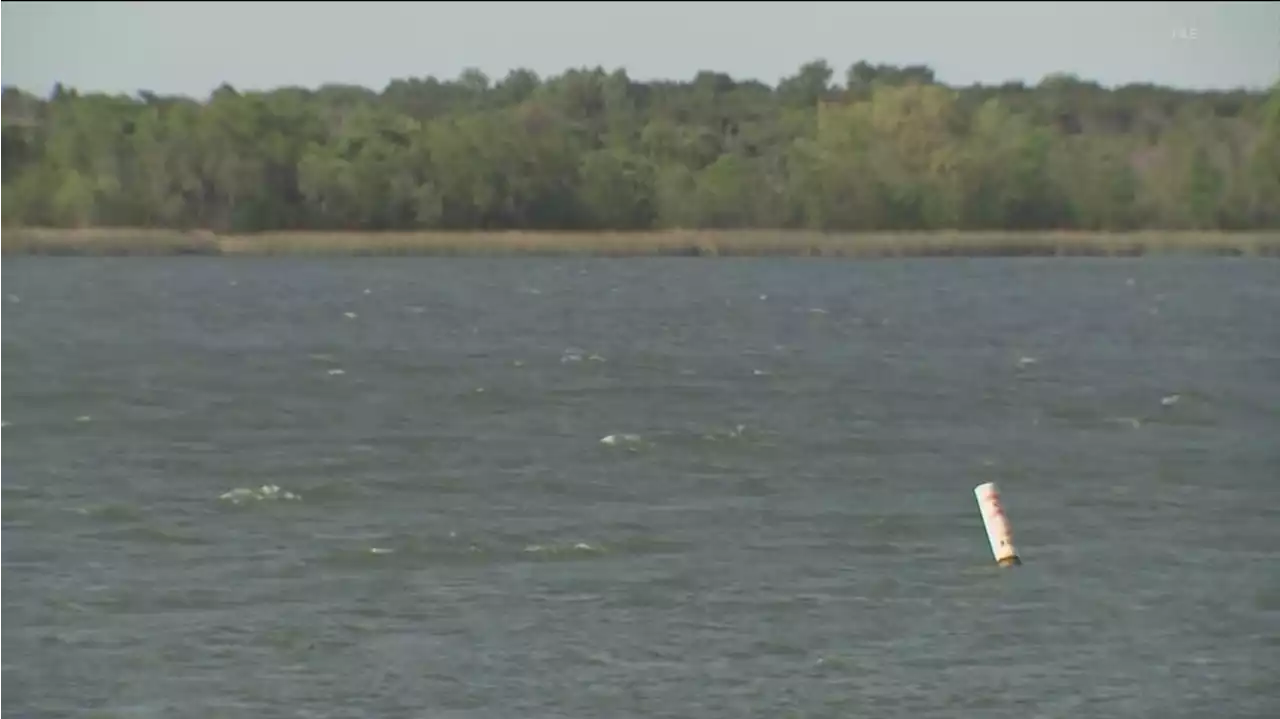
[3,228,1279,258]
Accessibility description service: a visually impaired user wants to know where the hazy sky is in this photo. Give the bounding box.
[3,1,1278,97]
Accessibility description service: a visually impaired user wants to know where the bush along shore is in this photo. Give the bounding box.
[4,60,1279,240]
[3,228,1278,258]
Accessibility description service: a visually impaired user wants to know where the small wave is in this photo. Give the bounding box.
[600,433,643,447]
[560,347,608,364]
[523,541,604,556]
[701,424,748,442]
[663,424,780,452]
[318,540,488,569]
[1,484,39,497]
[88,525,209,546]
[71,503,145,523]
[218,484,302,505]
[297,479,372,504]
[317,531,688,571]
[603,535,688,557]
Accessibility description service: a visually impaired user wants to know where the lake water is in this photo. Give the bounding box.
[3,257,1278,718]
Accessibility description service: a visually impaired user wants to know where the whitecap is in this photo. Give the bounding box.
[219,484,302,505]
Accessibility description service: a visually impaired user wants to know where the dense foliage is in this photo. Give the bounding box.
[3,61,1278,232]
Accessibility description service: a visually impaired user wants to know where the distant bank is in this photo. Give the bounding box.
[3,228,1278,258]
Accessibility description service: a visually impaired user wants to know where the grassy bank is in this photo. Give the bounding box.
[3,227,1279,258]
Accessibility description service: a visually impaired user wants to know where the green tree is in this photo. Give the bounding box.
[1,61,1275,232]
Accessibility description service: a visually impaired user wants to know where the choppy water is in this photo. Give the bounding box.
[3,257,1279,719]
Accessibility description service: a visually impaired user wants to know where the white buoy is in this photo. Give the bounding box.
[974,482,1021,567]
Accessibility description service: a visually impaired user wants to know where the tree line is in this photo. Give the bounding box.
[3,60,1278,233]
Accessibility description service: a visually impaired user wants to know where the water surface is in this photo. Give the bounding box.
[4,257,1279,718]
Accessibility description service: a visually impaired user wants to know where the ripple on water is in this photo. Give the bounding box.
[5,258,1279,718]
[84,525,211,547]
[71,502,146,523]
[312,531,693,573]
[217,484,302,506]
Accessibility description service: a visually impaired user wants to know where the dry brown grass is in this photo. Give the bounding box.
[4,227,1278,258]
[1,228,222,256]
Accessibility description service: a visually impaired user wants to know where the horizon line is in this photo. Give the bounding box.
[4,62,1276,102]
